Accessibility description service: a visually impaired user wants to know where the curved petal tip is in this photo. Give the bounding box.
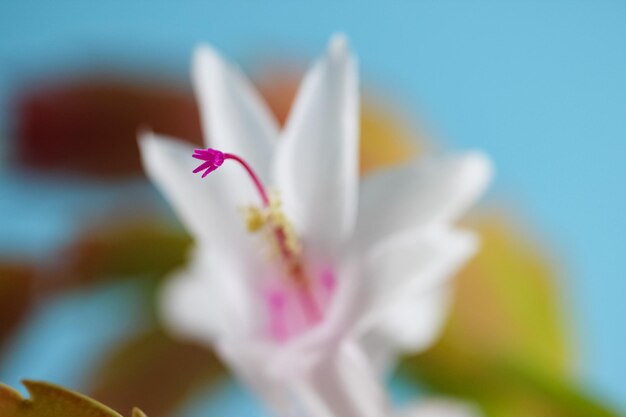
[462,150,494,196]
[328,33,349,56]
[193,43,225,81]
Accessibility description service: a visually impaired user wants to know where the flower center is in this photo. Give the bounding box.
[193,148,334,341]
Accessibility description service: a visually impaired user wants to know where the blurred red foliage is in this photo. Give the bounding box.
[13,79,204,177]
[0,263,34,347]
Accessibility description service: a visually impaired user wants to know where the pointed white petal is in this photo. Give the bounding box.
[139,132,258,257]
[273,34,359,257]
[354,152,492,252]
[139,132,222,242]
[193,44,278,183]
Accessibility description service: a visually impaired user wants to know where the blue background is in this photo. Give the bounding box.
[1,0,624,410]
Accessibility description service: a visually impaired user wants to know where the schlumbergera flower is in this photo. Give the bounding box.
[140,35,491,417]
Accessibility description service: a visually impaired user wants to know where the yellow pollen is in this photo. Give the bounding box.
[241,191,304,279]
[267,193,300,255]
[243,205,267,232]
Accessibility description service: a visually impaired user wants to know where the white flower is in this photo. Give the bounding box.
[140,34,491,417]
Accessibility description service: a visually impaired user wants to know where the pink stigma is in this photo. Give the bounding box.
[192,148,269,206]
[192,148,225,178]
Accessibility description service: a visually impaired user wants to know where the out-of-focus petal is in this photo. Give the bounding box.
[354,227,476,367]
[290,341,391,417]
[216,341,295,417]
[359,285,451,371]
[273,34,359,258]
[160,264,220,345]
[160,248,260,343]
[193,45,278,183]
[354,152,492,252]
[362,227,477,313]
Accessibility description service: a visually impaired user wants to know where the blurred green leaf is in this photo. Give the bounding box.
[60,220,191,286]
[0,380,146,417]
[87,329,224,417]
[400,214,620,417]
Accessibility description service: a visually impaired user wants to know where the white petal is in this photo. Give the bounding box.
[193,44,279,183]
[273,34,359,258]
[363,227,477,312]
[291,341,391,417]
[159,247,261,344]
[361,285,452,362]
[159,249,221,344]
[354,152,492,252]
[216,340,296,417]
[397,399,482,417]
[355,227,477,363]
[139,132,258,257]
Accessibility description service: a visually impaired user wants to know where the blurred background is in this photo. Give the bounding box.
[0,1,624,416]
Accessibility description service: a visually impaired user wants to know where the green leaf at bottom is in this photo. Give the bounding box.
[0,380,146,417]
